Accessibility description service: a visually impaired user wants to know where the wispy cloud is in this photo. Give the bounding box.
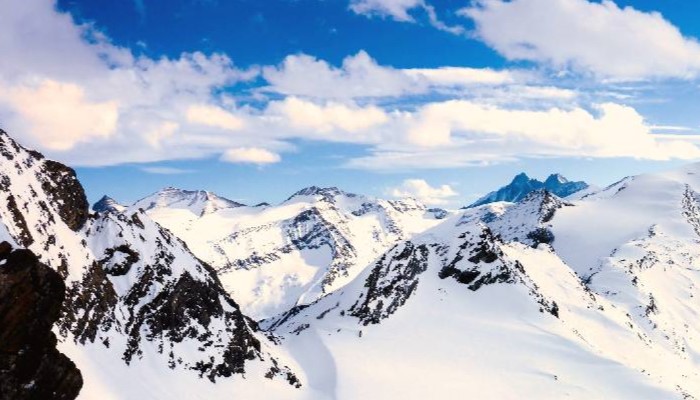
[133,0,146,20]
[349,0,465,35]
[140,166,195,175]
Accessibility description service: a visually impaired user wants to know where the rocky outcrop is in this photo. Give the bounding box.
[39,160,89,231]
[0,128,299,389]
[0,242,83,399]
[349,242,430,325]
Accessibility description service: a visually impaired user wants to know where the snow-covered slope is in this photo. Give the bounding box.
[467,172,589,208]
[267,164,700,399]
[0,129,300,398]
[130,186,449,319]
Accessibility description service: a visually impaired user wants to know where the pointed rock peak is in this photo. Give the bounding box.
[511,172,532,184]
[545,173,568,185]
[93,195,125,214]
[467,172,589,208]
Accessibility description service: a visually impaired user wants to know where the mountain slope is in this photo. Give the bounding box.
[267,165,700,399]
[0,242,83,400]
[0,129,300,398]
[467,172,589,208]
[130,186,449,319]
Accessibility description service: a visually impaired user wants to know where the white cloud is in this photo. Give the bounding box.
[221,147,281,164]
[349,0,465,34]
[1,0,698,173]
[266,97,389,138]
[404,66,515,85]
[140,166,194,175]
[0,78,118,150]
[460,0,700,80]
[262,51,417,99]
[345,100,700,170]
[186,104,245,131]
[389,179,458,205]
[145,121,179,148]
[350,0,423,22]
[0,0,255,165]
[262,51,522,99]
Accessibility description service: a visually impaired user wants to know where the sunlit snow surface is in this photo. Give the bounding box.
[264,164,700,399]
[7,131,700,398]
[135,187,448,319]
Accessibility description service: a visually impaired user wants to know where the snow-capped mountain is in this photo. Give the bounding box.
[132,187,246,216]
[92,195,125,214]
[128,185,449,319]
[8,122,700,399]
[467,172,589,208]
[0,129,300,399]
[267,165,700,399]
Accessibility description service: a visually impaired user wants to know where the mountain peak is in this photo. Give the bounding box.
[511,172,533,184]
[467,173,588,208]
[133,187,245,216]
[544,173,568,185]
[93,195,125,214]
[286,186,356,202]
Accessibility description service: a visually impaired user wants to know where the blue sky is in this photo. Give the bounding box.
[3,0,700,206]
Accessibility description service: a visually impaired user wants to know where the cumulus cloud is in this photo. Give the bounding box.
[1,0,698,173]
[0,79,118,150]
[262,51,526,99]
[262,52,418,99]
[186,104,245,131]
[0,0,256,165]
[346,101,700,170]
[221,147,281,164]
[389,179,458,205]
[460,0,700,80]
[266,97,389,138]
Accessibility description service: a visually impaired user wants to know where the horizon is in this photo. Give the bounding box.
[3,0,700,207]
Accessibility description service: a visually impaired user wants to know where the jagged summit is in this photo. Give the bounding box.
[467,172,589,208]
[92,195,125,214]
[136,182,449,319]
[285,186,356,202]
[132,187,245,216]
[0,128,300,397]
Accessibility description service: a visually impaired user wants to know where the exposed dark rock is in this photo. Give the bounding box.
[350,242,430,325]
[100,244,140,276]
[527,227,555,247]
[92,195,124,214]
[39,160,89,231]
[60,261,118,344]
[123,270,279,383]
[0,242,83,400]
[5,194,33,246]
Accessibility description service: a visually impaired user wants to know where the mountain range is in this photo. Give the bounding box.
[466,172,590,208]
[3,127,700,399]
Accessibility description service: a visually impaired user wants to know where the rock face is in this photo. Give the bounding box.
[0,242,83,400]
[467,172,588,208]
[0,128,299,393]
